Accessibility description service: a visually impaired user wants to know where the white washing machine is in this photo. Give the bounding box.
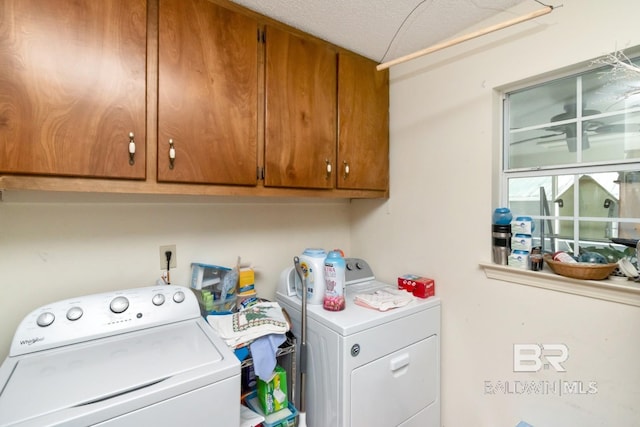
[276,258,440,427]
[0,285,240,427]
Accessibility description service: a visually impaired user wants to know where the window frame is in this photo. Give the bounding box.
[481,51,640,306]
[500,56,640,254]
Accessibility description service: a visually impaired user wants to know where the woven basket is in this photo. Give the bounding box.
[543,254,618,280]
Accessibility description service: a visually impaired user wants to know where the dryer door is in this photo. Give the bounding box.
[350,335,438,427]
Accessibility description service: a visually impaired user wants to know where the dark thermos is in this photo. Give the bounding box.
[492,208,512,265]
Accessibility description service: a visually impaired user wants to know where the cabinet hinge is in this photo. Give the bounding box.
[257,166,265,180]
[257,28,265,44]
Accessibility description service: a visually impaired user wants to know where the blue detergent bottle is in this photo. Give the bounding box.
[323,250,346,311]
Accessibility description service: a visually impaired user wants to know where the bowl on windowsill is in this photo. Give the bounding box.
[542,254,619,280]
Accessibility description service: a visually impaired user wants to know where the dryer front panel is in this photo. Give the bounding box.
[350,335,438,427]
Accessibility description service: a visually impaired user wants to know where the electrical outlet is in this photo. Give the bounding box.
[159,245,177,270]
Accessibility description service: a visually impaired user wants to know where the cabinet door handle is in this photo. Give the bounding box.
[128,132,136,165]
[343,161,350,179]
[325,159,332,179]
[168,139,176,169]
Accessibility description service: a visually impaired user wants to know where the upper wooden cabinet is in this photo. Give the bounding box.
[157,0,259,185]
[263,26,389,193]
[264,25,337,189]
[0,0,388,198]
[0,0,147,179]
[337,53,389,191]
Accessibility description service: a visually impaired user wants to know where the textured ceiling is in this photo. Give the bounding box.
[229,0,528,63]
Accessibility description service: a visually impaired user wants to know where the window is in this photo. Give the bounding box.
[502,53,640,260]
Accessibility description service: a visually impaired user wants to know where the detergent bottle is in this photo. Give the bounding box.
[298,248,326,305]
[323,250,346,311]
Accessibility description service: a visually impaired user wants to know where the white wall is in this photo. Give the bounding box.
[0,193,351,359]
[352,1,640,426]
[2,2,640,426]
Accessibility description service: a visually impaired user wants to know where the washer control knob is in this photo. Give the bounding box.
[351,343,360,357]
[152,293,166,306]
[66,307,83,321]
[355,262,364,270]
[173,291,185,304]
[110,296,129,314]
[36,312,55,327]
[346,262,353,271]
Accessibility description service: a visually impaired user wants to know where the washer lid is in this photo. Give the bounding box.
[0,319,227,426]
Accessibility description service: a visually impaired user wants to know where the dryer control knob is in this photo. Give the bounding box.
[173,291,186,303]
[36,312,55,327]
[351,343,360,357]
[110,296,129,314]
[152,293,166,306]
[66,306,83,321]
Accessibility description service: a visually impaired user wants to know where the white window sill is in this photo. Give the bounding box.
[480,263,640,307]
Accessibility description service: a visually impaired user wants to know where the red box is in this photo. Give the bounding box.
[397,275,435,299]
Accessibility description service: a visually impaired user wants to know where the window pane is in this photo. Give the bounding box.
[509,77,576,130]
[550,219,577,254]
[506,172,640,243]
[583,57,640,117]
[582,111,640,163]
[507,58,640,168]
[508,126,579,168]
[507,176,556,216]
[618,171,640,238]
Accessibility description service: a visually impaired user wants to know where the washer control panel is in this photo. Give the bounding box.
[9,285,199,357]
[344,258,375,285]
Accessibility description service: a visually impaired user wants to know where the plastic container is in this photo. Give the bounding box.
[197,292,236,315]
[298,248,327,305]
[492,207,512,225]
[244,390,298,427]
[323,250,346,311]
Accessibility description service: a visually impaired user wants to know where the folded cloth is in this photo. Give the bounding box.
[354,288,413,312]
[240,404,265,427]
[207,301,289,348]
[250,333,287,379]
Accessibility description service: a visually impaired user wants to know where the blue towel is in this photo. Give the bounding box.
[249,333,287,379]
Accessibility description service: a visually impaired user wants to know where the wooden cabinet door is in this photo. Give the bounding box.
[264,26,337,189]
[0,0,147,179]
[158,0,258,185]
[337,53,389,191]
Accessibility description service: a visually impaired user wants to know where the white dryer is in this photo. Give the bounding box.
[276,258,440,427]
[0,285,240,427]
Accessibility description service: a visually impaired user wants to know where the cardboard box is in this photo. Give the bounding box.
[257,365,288,415]
[511,218,534,234]
[511,234,533,252]
[397,275,435,299]
[508,251,529,269]
[239,267,255,289]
